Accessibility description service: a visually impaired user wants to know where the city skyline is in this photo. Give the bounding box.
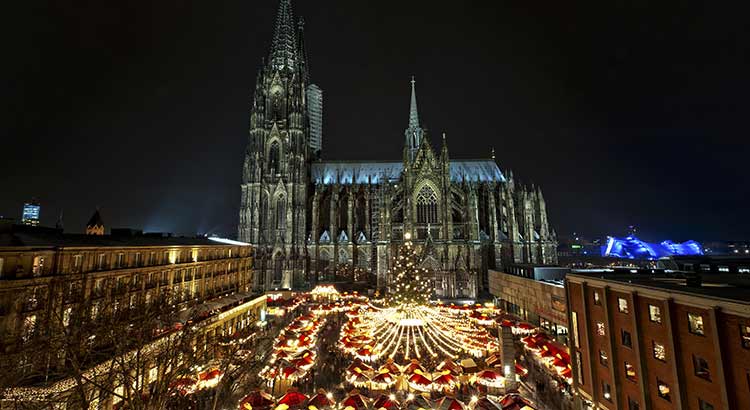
[2,0,748,241]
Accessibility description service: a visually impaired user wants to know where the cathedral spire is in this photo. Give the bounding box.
[409,76,419,128]
[404,76,424,162]
[269,0,298,69]
[297,17,309,83]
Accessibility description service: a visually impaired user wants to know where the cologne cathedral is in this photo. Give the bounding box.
[238,0,558,297]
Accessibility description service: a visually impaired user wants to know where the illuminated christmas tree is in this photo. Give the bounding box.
[388,232,432,306]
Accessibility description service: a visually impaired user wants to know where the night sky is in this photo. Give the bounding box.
[2,0,748,242]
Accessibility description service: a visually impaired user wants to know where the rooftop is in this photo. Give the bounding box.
[568,270,750,304]
[311,159,504,185]
[0,223,246,249]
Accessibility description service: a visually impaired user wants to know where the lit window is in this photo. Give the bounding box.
[649,304,662,323]
[97,254,106,270]
[599,350,608,367]
[116,253,124,268]
[657,379,671,401]
[596,322,606,336]
[741,324,750,349]
[693,355,711,380]
[72,255,82,272]
[593,291,601,305]
[653,341,666,361]
[699,399,714,410]
[625,361,637,382]
[575,351,584,385]
[688,313,705,335]
[618,297,629,313]
[622,330,632,347]
[718,266,729,272]
[63,307,72,327]
[739,267,750,273]
[32,256,45,275]
[571,312,580,348]
[602,382,612,402]
[23,315,37,341]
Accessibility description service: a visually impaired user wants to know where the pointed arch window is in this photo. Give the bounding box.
[276,196,286,230]
[268,141,280,175]
[416,186,438,224]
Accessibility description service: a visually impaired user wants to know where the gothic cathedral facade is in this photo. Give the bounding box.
[238,0,557,298]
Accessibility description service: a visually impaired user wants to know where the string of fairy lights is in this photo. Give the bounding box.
[339,304,498,362]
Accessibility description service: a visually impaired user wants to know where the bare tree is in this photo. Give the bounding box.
[0,289,204,410]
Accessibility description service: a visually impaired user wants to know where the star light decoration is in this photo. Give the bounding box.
[336,233,498,364]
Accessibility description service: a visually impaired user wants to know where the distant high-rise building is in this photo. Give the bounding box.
[21,201,40,226]
[307,83,323,156]
[86,209,105,235]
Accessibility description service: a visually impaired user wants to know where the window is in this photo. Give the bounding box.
[699,399,714,410]
[741,324,750,349]
[72,255,82,272]
[97,254,106,270]
[276,196,286,229]
[693,355,711,380]
[575,351,584,385]
[596,322,606,336]
[688,312,705,335]
[148,252,155,265]
[63,307,72,327]
[599,350,608,367]
[416,186,438,224]
[653,341,666,361]
[571,312,580,348]
[22,315,37,341]
[648,304,662,323]
[602,382,612,402]
[657,379,671,401]
[618,297,629,313]
[593,291,601,305]
[32,256,45,275]
[625,361,637,382]
[94,278,104,295]
[0,257,3,277]
[268,141,280,174]
[621,330,632,347]
[116,253,125,268]
[628,397,640,410]
[134,253,142,266]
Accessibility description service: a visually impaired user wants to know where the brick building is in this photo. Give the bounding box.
[566,272,750,410]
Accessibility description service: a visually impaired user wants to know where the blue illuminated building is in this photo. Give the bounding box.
[21,201,40,226]
[602,235,703,259]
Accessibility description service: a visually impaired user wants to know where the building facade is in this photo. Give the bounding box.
[566,272,750,410]
[0,222,256,387]
[488,268,569,344]
[238,0,558,297]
